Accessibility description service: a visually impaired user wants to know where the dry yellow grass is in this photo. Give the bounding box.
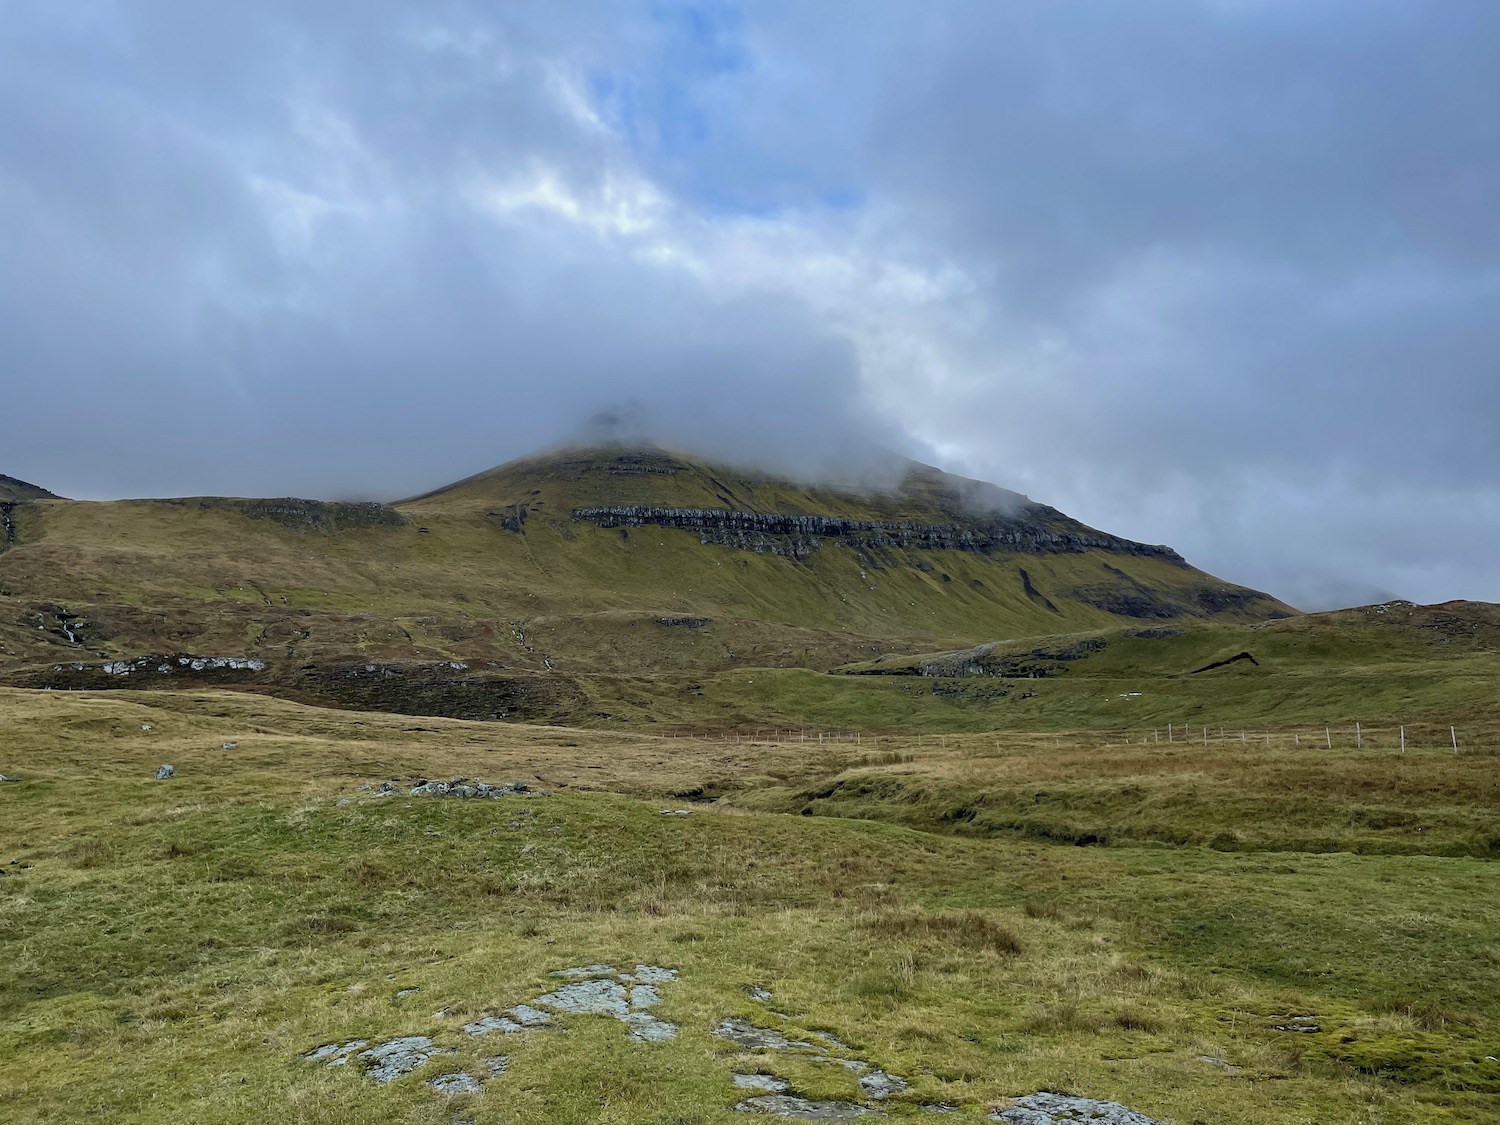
[1,687,1496,1124]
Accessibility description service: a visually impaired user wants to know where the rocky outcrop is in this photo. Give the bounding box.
[572,507,1185,562]
[0,502,15,551]
[841,637,1107,679]
[137,496,406,532]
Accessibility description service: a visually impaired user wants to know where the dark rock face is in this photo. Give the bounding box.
[572,507,1185,563]
[844,637,1107,680]
[28,654,268,691]
[136,496,406,532]
[1018,568,1062,614]
[17,656,585,724]
[294,662,588,723]
[1191,651,1259,674]
[656,615,711,628]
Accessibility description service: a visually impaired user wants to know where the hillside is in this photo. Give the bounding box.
[0,473,57,502]
[0,444,1292,722]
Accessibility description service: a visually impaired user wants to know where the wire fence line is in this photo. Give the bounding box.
[668,721,1493,755]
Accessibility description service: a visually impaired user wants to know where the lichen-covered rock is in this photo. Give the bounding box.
[154,764,175,780]
[535,978,629,1016]
[428,1072,483,1095]
[989,1093,1168,1125]
[858,1071,908,1099]
[356,1036,450,1084]
[408,777,546,799]
[712,1018,826,1054]
[735,1094,872,1119]
[734,1074,791,1093]
[304,1040,367,1066]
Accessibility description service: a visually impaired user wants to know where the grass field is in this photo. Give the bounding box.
[2,687,1496,1124]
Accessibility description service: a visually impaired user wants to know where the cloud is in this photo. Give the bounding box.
[1,1,1497,607]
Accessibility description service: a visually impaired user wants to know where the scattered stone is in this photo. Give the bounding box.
[734,1074,791,1093]
[660,809,693,816]
[432,1008,450,1020]
[859,1071,908,1099]
[919,1106,958,1115]
[989,1093,1168,1125]
[832,1060,869,1074]
[154,764,175,780]
[0,774,20,782]
[141,724,153,731]
[750,986,773,1003]
[304,1040,368,1066]
[735,1094,872,1119]
[1272,1016,1320,1033]
[222,742,238,750]
[408,777,549,800]
[510,1004,552,1026]
[395,988,420,999]
[357,1036,451,1084]
[713,1018,826,1054]
[336,798,352,807]
[428,1072,483,1095]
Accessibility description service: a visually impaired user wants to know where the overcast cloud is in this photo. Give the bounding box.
[2,1,1497,609]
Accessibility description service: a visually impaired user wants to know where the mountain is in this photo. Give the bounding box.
[0,444,1292,722]
[0,474,57,502]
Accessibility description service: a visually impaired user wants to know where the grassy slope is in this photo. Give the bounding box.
[0,446,1290,688]
[1,687,1496,1124]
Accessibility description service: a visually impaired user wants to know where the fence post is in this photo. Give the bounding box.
[1400,725,1405,753]
[1356,722,1362,750]
[1325,726,1331,750]
[1452,726,1459,754]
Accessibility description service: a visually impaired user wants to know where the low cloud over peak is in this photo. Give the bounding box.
[3,1,1497,610]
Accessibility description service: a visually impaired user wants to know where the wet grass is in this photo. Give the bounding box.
[1,688,1497,1123]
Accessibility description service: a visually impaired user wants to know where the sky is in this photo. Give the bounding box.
[3,1,1498,610]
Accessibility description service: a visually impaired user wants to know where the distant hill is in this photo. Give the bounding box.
[0,444,1293,721]
[0,474,58,502]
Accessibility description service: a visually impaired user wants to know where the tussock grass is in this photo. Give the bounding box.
[862,909,1024,957]
[0,687,1496,1122]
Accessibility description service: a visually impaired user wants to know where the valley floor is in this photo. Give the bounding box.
[1,688,1496,1124]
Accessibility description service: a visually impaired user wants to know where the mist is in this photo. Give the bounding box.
[3,1,1498,610]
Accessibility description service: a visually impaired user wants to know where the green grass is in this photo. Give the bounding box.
[1,687,1497,1123]
[0,445,1287,691]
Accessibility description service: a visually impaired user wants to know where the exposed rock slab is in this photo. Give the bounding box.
[712,1018,826,1054]
[357,1036,450,1084]
[989,1093,1168,1125]
[735,1094,873,1119]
